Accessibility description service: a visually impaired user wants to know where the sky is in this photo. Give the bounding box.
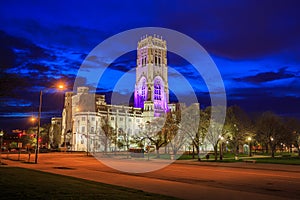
[0,0,300,131]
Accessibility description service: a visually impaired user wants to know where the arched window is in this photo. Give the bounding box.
[154,80,161,100]
[141,81,146,100]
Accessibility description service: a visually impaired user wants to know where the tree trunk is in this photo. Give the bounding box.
[235,144,239,158]
[104,138,108,153]
[196,146,201,161]
[156,147,160,158]
[265,143,269,154]
[192,144,195,159]
[219,143,223,160]
[271,145,276,158]
[214,144,218,161]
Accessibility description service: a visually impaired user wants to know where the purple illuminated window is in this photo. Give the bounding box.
[141,79,147,101]
[142,84,146,100]
[154,80,161,100]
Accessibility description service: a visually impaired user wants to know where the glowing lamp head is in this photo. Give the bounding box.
[58,84,64,90]
[247,137,252,141]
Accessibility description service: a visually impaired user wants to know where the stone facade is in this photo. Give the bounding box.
[134,35,170,120]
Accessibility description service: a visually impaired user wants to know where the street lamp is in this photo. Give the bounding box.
[58,84,64,90]
[219,135,224,160]
[192,136,195,159]
[0,130,4,164]
[145,121,151,160]
[34,90,43,164]
[247,137,252,157]
[35,83,66,164]
[30,116,36,123]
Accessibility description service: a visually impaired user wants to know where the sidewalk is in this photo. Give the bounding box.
[174,158,300,173]
[2,152,300,173]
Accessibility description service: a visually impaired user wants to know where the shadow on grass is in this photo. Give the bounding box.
[0,167,178,200]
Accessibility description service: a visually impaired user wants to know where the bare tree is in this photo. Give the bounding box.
[285,118,300,156]
[118,128,130,151]
[163,110,183,158]
[100,116,115,152]
[137,117,167,158]
[205,106,228,161]
[180,103,206,161]
[255,111,287,158]
[40,123,51,148]
[225,106,253,157]
[50,124,61,148]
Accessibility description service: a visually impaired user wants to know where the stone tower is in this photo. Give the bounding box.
[134,35,169,117]
[61,91,73,147]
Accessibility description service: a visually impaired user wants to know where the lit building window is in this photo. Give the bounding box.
[141,82,146,100]
[154,80,161,100]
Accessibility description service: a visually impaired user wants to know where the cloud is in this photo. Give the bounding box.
[153,1,300,60]
[234,67,296,84]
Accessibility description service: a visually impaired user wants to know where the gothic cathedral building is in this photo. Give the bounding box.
[58,35,176,151]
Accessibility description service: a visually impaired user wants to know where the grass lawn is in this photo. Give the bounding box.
[246,156,300,165]
[177,152,300,165]
[178,152,248,160]
[0,167,177,200]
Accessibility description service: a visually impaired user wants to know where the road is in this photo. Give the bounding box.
[1,153,300,200]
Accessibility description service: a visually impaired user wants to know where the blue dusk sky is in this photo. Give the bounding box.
[0,0,300,131]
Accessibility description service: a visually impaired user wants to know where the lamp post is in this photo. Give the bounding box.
[35,83,65,164]
[0,130,4,164]
[145,121,150,160]
[219,136,224,160]
[270,137,274,157]
[247,137,252,157]
[87,112,89,156]
[192,136,195,159]
[35,90,42,164]
[29,117,36,160]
